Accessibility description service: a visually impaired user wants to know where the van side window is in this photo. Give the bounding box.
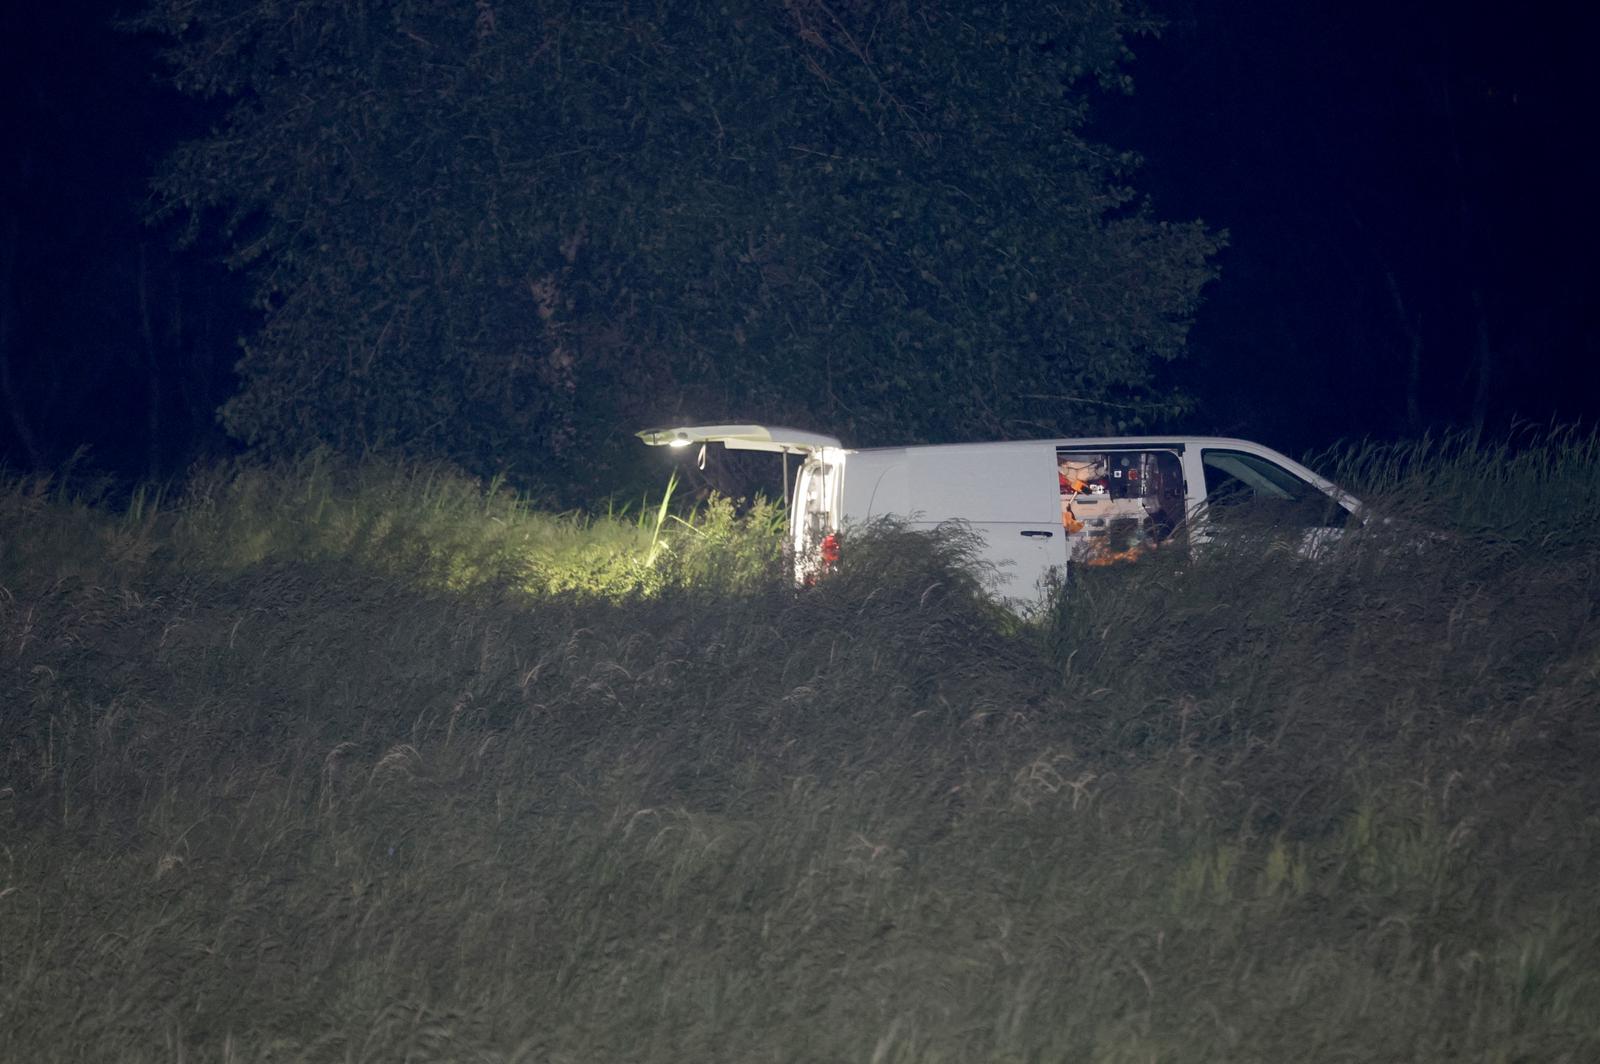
[1056,448,1185,565]
[1200,450,1348,529]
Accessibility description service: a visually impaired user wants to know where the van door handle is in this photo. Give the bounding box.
[1020,530,1054,538]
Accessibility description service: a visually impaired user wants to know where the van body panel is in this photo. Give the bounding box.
[843,451,910,521]
[815,442,1070,600]
[905,443,1059,523]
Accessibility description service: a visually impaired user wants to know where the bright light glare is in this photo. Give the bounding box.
[669,436,692,448]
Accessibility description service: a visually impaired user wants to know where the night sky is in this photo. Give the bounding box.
[1109,0,1600,455]
[3,0,1596,481]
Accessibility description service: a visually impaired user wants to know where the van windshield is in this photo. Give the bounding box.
[1200,449,1348,528]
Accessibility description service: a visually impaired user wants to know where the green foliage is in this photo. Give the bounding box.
[5,436,1598,1060]
[0,453,782,601]
[133,0,1221,499]
[1321,424,1600,555]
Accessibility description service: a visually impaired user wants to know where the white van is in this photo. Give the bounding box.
[638,425,1361,605]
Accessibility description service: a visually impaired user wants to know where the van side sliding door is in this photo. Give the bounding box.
[1055,446,1188,567]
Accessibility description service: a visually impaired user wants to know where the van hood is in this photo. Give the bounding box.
[636,424,842,454]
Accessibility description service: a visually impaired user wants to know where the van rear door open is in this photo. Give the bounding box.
[637,423,847,581]
[635,424,842,454]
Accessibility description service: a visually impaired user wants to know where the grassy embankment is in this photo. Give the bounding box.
[2,435,1598,1062]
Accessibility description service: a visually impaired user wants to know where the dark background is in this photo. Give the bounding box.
[3,0,1596,482]
[1109,0,1600,454]
[2,0,242,478]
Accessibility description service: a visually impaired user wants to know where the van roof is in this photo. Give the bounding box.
[640,425,1312,456]
[849,436,1291,454]
[846,436,1349,501]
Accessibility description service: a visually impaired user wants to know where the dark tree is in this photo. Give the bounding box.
[137,0,1221,497]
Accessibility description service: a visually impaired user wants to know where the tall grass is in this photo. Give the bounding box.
[0,452,784,601]
[1318,423,1600,553]
[1,433,1597,1062]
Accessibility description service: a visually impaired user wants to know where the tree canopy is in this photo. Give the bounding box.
[136,0,1221,498]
